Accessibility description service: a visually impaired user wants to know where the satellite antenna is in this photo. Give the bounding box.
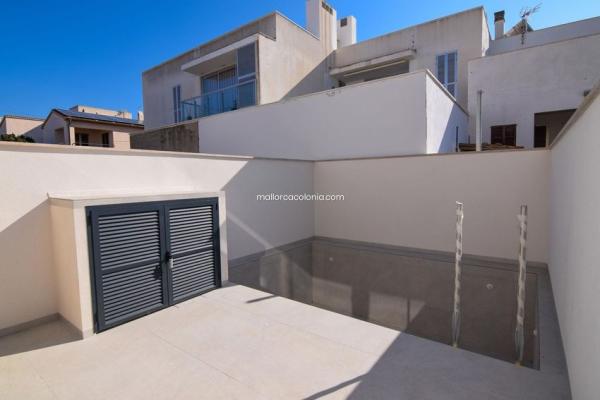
[519,4,541,44]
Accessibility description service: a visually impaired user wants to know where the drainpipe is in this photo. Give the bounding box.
[475,90,483,152]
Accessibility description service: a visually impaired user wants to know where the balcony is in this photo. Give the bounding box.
[179,79,257,121]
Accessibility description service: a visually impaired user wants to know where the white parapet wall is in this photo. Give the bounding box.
[0,143,314,332]
[549,85,600,400]
[314,149,550,263]
[195,70,468,160]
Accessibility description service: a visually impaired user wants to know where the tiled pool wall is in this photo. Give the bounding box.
[229,236,542,368]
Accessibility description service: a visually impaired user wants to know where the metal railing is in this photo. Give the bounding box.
[178,80,256,121]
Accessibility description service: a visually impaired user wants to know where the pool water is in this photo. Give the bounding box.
[230,237,538,368]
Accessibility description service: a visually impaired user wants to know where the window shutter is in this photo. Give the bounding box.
[490,125,517,145]
[505,125,517,146]
[436,55,446,84]
[448,52,457,84]
[491,126,503,144]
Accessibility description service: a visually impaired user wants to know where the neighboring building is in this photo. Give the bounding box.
[138,1,600,157]
[40,105,144,149]
[0,115,44,141]
[1,105,144,149]
[468,12,600,148]
[142,0,337,130]
[330,7,489,108]
[139,1,481,158]
[133,70,468,159]
[142,4,487,131]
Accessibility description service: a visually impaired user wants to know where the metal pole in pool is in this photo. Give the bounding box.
[452,202,464,348]
[515,205,528,365]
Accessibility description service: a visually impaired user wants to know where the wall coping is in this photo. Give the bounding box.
[0,137,550,163]
[48,190,225,208]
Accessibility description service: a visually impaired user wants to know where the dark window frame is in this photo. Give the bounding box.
[75,132,89,146]
[490,124,517,146]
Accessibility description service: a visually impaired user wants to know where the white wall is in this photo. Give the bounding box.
[489,16,600,55]
[258,13,332,104]
[425,77,469,153]
[468,33,600,148]
[197,71,465,160]
[0,143,313,331]
[549,87,600,400]
[332,7,488,108]
[314,150,549,262]
[1,117,44,141]
[42,112,69,144]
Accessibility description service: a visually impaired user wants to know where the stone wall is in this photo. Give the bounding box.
[131,121,199,153]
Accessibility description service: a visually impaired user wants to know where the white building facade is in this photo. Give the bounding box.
[138,1,600,157]
[468,14,600,148]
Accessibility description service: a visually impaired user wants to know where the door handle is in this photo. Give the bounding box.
[166,251,173,270]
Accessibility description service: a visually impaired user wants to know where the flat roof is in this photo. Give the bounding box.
[142,12,277,74]
[0,114,45,125]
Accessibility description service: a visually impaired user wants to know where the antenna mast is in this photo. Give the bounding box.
[519,4,541,44]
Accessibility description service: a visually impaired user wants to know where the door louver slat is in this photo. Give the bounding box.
[173,263,215,283]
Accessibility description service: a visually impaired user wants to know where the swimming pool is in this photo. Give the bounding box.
[229,236,540,368]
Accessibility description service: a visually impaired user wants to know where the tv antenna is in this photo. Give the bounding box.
[519,4,541,44]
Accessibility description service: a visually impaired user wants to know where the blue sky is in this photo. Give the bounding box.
[1,0,598,118]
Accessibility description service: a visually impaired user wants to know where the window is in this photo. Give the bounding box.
[490,125,517,146]
[436,52,457,97]
[75,133,89,146]
[198,44,257,117]
[172,85,181,123]
[236,44,257,109]
[202,67,238,115]
[102,132,110,147]
[236,44,256,82]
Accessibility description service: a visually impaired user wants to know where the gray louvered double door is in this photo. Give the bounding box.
[88,198,220,332]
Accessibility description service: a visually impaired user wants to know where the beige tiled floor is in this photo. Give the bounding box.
[0,284,570,399]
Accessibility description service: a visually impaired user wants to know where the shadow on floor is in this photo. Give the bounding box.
[245,294,278,303]
[302,375,365,400]
[0,319,80,357]
[301,331,570,400]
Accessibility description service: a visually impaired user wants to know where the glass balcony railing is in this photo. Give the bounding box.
[179,80,256,121]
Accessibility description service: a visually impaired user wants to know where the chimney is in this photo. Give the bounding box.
[337,16,357,47]
[494,10,505,39]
